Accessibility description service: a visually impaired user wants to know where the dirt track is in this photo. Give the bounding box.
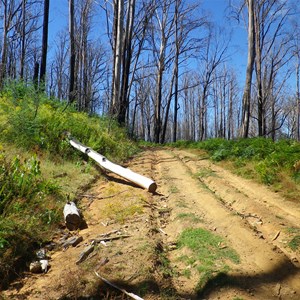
[2,148,300,300]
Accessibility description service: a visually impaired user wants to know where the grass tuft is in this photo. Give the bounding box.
[177,227,239,292]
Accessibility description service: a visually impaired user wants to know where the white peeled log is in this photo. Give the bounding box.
[63,201,81,230]
[69,138,157,193]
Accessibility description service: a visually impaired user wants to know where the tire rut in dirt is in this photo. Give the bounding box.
[173,149,300,269]
[147,149,188,299]
[153,149,300,300]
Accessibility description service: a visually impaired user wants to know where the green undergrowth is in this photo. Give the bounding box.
[0,81,137,161]
[177,227,239,292]
[0,81,139,289]
[170,138,300,200]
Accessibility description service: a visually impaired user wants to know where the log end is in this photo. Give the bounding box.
[148,182,157,193]
[65,214,81,231]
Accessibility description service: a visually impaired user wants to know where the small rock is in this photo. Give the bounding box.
[218,242,227,249]
[36,248,47,260]
[44,242,56,251]
[275,283,281,296]
[258,233,265,239]
[291,257,299,263]
[168,245,177,251]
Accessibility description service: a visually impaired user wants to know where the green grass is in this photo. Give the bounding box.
[195,168,217,179]
[169,185,179,194]
[103,198,144,224]
[288,236,300,251]
[286,227,300,234]
[177,228,239,291]
[176,213,202,223]
[175,200,189,208]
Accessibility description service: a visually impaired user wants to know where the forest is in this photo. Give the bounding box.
[0,0,300,143]
[2,1,300,298]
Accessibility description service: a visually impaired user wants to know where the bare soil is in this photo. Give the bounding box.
[2,148,300,300]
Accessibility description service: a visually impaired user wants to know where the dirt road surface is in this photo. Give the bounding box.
[2,148,300,300]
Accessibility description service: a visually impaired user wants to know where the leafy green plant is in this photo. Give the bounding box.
[255,160,278,185]
[0,154,59,215]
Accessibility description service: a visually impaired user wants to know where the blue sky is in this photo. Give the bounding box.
[48,0,248,79]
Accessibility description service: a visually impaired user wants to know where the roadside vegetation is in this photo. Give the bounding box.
[170,138,300,201]
[0,82,138,289]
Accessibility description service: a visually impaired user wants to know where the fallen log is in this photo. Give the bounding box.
[68,136,157,193]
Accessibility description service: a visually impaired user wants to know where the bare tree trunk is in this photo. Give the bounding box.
[69,0,76,103]
[297,57,300,141]
[154,57,163,143]
[199,86,208,141]
[241,0,255,138]
[172,0,179,143]
[0,0,8,88]
[161,71,175,143]
[33,61,39,88]
[254,5,264,137]
[228,78,234,140]
[40,0,50,89]
[271,95,276,141]
[112,0,124,116]
[119,0,135,124]
[20,0,26,80]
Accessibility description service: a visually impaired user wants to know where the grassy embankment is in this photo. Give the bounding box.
[170,138,300,199]
[0,82,138,289]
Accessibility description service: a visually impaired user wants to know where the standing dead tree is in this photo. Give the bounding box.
[39,0,49,89]
[68,0,76,103]
[240,0,255,138]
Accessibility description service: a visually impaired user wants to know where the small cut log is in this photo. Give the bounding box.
[67,135,157,193]
[63,202,81,231]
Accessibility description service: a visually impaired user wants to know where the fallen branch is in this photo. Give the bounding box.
[272,231,281,241]
[97,229,121,237]
[76,244,94,264]
[81,190,129,208]
[91,234,131,244]
[67,135,157,193]
[80,190,128,200]
[95,271,144,300]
